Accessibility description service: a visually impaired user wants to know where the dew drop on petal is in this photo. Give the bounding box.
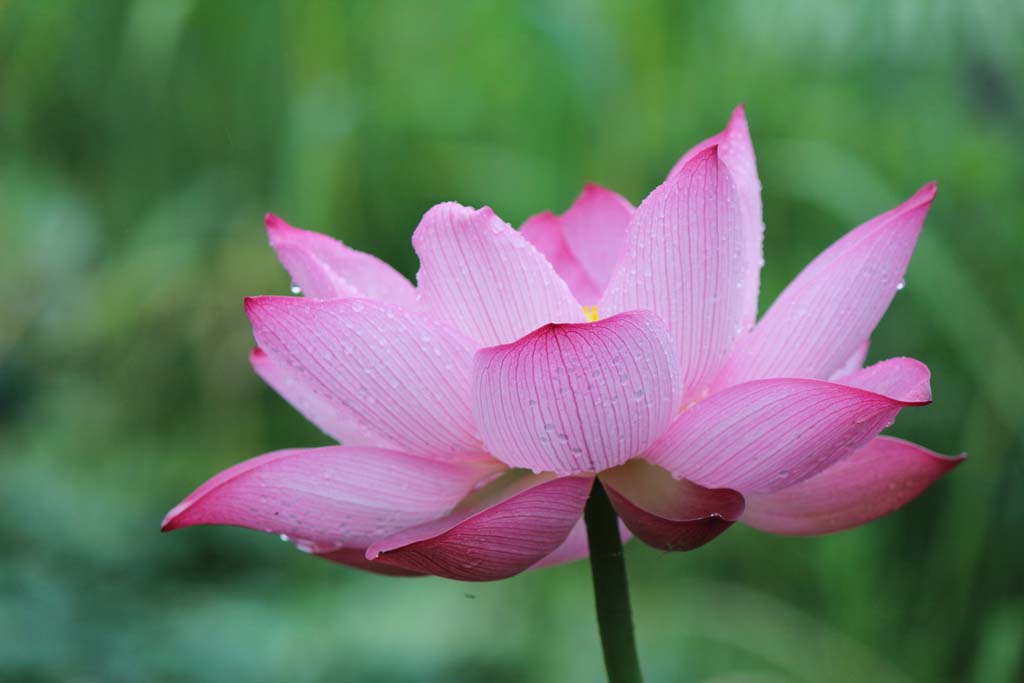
[290,283,302,295]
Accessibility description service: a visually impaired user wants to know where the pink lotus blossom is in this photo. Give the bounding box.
[163,106,963,581]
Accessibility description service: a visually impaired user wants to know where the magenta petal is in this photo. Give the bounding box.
[646,374,930,494]
[265,214,417,307]
[667,105,764,331]
[317,548,425,577]
[743,436,965,535]
[413,202,584,346]
[162,446,498,553]
[600,459,744,551]
[246,296,484,460]
[602,146,752,403]
[250,348,390,447]
[715,184,935,387]
[368,473,593,581]
[473,311,682,474]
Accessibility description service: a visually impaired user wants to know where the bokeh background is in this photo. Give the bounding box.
[2,1,1022,681]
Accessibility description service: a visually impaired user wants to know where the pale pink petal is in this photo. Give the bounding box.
[368,472,593,581]
[829,339,871,380]
[559,184,634,291]
[600,459,744,551]
[835,357,932,404]
[413,202,584,346]
[645,375,931,494]
[246,296,484,460]
[265,214,418,308]
[250,347,391,447]
[529,516,633,570]
[601,146,750,403]
[715,184,936,387]
[473,311,682,474]
[743,436,965,535]
[520,211,601,305]
[668,105,764,331]
[161,446,499,553]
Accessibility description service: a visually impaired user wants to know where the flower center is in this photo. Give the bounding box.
[582,305,600,322]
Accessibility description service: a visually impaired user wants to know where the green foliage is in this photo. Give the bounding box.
[1,1,1021,681]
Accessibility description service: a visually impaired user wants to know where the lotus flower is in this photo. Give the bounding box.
[163,106,963,581]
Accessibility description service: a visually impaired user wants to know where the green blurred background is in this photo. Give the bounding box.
[2,1,1022,681]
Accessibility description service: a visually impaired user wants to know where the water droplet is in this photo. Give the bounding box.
[895,279,905,291]
[290,283,302,295]
[279,533,290,542]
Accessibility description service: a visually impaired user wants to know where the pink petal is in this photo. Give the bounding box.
[250,347,391,447]
[522,184,634,305]
[472,311,682,474]
[529,516,633,570]
[715,184,935,387]
[413,202,585,346]
[601,146,751,403]
[162,446,498,553]
[829,339,871,380]
[246,296,484,460]
[368,472,593,581]
[835,357,932,404]
[645,372,931,494]
[601,459,744,551]
[520,211,600,305]
[265,214,417,308]
[317,548,425,576]
[742,436,965,535]
[668,105,764,331]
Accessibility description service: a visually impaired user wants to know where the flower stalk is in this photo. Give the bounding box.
[585,479,643,683]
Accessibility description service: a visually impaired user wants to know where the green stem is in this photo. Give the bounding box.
[585,479,643,683]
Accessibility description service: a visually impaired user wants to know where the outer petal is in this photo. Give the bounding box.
[645,361,932,493]
[162,446,498,552]
[668,104,764,330]
[601,146,750,403]
[529,516,633,570]
[413,202,585,346]
[715,184,935,387]
[522,184,634,305]
[472,311,682,474]
[265,214,417,307]
[250,347,390,447]
[836,357,931,403]
[246,296,484,460]
[743,436,965,535]
[600,459,744,551]
[368,472,593,581]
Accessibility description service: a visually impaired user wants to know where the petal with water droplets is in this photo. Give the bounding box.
[472,311,682,474]
[368,472,593,581]
[645,365,931,494]
[743,437,964,535]
[265,214,417,307]
[715,184,935,387]
[600,459,744,551]
[246,296,485,460]
[414,202,584,346]
[162,446,498,553]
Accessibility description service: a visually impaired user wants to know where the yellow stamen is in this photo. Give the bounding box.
[582,305,600,322]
